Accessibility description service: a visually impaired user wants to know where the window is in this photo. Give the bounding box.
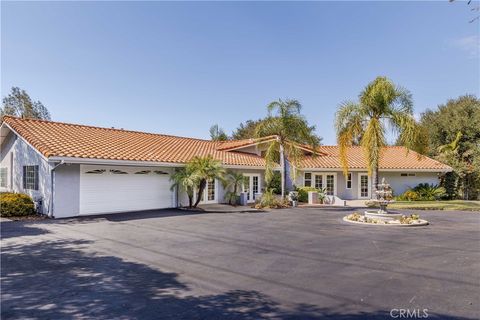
[360,175,369,197]
[85,169,106,174]
[110,169,128,174]
[346,173,352,189]
[252,176,259,200]
[0,167,7,188]
[401,173,408,176]
[207,179,215,201]
[154,170,169,175]
[408,173,416,177]
[304,173,312,187]
[135,170,151,175]
[326,175,335,195]
[23,165,39,190]
[315,175,323,189]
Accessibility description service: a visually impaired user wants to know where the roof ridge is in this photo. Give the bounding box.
[2,115,215,143]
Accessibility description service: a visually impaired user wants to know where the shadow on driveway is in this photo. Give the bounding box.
[1,239,475,320]
[0,221,51,240]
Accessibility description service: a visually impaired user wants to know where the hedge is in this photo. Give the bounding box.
[296,187,320,203]
[0,192,35,217]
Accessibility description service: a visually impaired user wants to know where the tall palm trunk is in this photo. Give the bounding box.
[187,188,193,208]
[193,179,207,208]
[280,143,286,198]
[371,165,379,199]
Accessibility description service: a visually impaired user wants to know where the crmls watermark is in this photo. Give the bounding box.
[390,309,429,318]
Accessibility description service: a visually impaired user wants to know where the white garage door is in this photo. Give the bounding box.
[79,165,173,215]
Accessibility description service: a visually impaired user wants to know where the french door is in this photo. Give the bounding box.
[312,173,336,196]
[243,174,260,203]
[196,178,217,204]
[358,174,370,199]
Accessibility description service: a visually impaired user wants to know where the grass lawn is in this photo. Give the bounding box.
[386,200,480,211]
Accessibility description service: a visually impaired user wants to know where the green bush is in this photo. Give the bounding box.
[0,193,35,217]
[296,187,319,203]
[255,189,286,209]
[266,172,281,195]
[413,183,446,200]
[396,184,446,201]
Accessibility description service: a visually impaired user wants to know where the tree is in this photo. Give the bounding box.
[335,76,425,197]
[188,155,226,208]
[170,167,197,208]
[420,95,480,200]
[1,87,51,120]
[209,124,228,141]
[256,99,321,197]
[222,171,247,205]
[449,0,479,23]
[232,119,264,140]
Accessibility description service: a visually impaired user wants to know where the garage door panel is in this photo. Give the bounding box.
[79,165,172,215]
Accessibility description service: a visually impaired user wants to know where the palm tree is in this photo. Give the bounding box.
[256,99,320,197]
[170,167,197,208]
[188,155,226,208]
[222,171,248,205]
[335,76,425,197]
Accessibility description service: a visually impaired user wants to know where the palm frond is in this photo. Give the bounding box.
[335,101,365,176]
[263,140,280,183]
[361,117,386,175]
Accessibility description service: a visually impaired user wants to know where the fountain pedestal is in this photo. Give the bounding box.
[364,179,401,221]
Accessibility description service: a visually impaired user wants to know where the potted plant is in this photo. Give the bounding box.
[318,187,327,204]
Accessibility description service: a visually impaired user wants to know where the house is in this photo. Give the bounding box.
[0,116,451,218]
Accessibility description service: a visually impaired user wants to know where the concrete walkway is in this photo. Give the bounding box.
[186,203,261,213]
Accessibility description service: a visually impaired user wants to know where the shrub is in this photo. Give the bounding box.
[0,193,35,217]
[266,172,281,195]
[296,187,319,203]
[396,190,419,201]
[396,184,446,201]
[255,189,287,209]
[413,183,446,201]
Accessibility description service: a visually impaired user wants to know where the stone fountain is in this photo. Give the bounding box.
[364,178,403,221]
[343,177,429,226]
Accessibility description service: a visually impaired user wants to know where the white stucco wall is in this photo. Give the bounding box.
[296,169,442,200]
[176,168,265,206]
[379,172,441,196]
[53,164,81,218]
[0,131,52,214]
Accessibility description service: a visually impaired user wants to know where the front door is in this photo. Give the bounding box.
[358,174,370,199]
[243,174,260,203]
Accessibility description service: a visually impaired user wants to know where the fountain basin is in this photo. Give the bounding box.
[364,210,403,221]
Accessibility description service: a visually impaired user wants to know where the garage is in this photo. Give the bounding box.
[79,165,173,215]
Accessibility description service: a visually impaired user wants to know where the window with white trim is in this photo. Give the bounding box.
[304,172,312,187]
[346,173,352,189]
[326,175,335,195]
[315,175,323,189]
[23,165,39,190]
[0,167,7,188]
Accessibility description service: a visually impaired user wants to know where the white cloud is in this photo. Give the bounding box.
[451,35,480,58]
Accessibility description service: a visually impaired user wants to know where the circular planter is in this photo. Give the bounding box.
[342,216,429,227]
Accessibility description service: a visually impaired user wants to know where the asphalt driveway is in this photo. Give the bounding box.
[1,208,479,319]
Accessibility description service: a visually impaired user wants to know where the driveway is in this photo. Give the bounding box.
[1,208,479,319]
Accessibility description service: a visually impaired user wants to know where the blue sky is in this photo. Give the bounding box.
[2,1,479,144]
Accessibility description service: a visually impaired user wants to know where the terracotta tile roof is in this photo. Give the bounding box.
[217,135,277,151]
[1,116,451,171]
[301,146,452,171]
[1,116,267,167]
